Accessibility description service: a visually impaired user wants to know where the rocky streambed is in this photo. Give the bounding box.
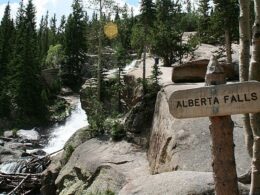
[0,95,88,194]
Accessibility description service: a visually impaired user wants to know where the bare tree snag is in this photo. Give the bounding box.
[206,56,239,195]
[249,0,260,194]
[239,0,253,159]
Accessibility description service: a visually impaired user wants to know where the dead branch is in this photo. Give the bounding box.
[7,174,29,195]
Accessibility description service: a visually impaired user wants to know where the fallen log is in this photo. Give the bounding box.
[0,148,63,193]
[7,174,29,195]
[0,173,41,192]
[22,148,63,169]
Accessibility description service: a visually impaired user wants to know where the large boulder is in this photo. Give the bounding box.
[148,83,251,175]
[171,43,240,83]
[17,129,41,141]
[41,152,63,195]
[172,59,237,83]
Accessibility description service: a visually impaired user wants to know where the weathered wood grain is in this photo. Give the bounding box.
[169,81,260,118]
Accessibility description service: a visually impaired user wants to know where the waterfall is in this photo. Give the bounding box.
[43,96,88,154]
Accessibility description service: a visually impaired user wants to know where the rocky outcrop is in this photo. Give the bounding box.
[172,59,237,83]
[41,152,62,195]
[148,83,251,175]
[41,68,59,87]
[55,138,148,195]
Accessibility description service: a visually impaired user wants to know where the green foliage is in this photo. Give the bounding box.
[63,0,87,88]
[150,0,197,67]
[180,12,199,32]
[8,0,48,126]
[131,23,145,58]
[49,14,57,46]
[197,0,211,42]
[48,98,70,122]
[38,12,50,67]
[0,91,10,118]
[45,44,65,68]
[0,3,15,118]
[140,0,156,28]
[12,128,18,137]
[57,15,66,46]
[197,0,239,44]
[88,100,106,135]
[64,144,75,163]
[104,118,125,141]
[150,58,162,87]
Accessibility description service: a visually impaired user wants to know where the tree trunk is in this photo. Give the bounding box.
[239,0,253,158]
[143,25,147,95]
[209,116,239,195]
[225,28,232,64]
[143,44,146,94]
[97,0,102,101]
[206,56,239,195]
[249,1,260,194]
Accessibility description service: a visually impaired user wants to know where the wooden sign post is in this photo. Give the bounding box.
[205,56,239,195]
[169,56,250,194]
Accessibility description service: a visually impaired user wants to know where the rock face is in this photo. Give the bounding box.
[55,138,149,195]
[148,83,251,175]
[172,59,237,83]
[119,171,249,195]
[120,171,215,195]
[41,68,59,87]
[41,152,62,195]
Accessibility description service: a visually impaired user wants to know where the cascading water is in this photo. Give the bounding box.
[0,96,88,174]
[0,159,28,174]
[106,59,138,76]
[43,96,88,154]
[0,59,137,173]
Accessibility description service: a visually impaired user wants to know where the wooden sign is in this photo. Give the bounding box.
[104,22,118,39]
[169,81,260,119]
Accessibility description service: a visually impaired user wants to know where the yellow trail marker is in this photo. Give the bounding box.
[104,22,118,39]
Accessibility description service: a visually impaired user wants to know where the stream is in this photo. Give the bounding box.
[0,96,88,175]
[0,59,138,175]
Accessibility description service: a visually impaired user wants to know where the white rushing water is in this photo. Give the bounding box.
[43,96,88,154]
[106,59,138,76]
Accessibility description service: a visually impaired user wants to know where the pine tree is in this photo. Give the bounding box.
[212,0,239,63]
[0,3,15,117]
[57,15,66,46]
[38,12,50,66]
[151,0,191,67]
[140,0,156,94]
[198,0,211,42]
[63,0,87,89]
[49,14,57,46]
[10,0,47,125]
